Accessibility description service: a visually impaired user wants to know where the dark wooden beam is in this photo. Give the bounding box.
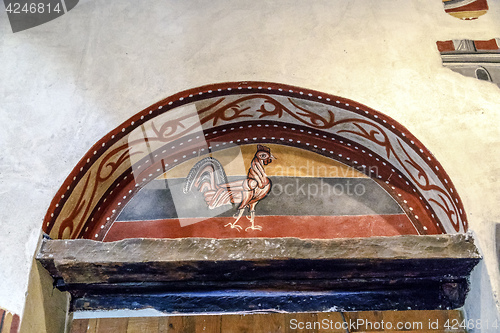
[36,234,481,313]
[72,286,469,313]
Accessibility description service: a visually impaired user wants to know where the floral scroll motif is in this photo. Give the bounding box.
[331,118,461,231]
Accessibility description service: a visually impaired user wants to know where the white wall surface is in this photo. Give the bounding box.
[1,0,500,318]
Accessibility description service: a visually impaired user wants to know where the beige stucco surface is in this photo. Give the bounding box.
[1,0,500,322]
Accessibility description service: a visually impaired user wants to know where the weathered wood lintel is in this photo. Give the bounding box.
[36,234,481,313]
[72,285,471,313]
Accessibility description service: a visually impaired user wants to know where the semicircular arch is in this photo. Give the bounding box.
[42,82,467,240]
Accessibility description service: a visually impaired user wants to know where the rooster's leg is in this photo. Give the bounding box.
[245,210,262,232]
[224,209,244,231]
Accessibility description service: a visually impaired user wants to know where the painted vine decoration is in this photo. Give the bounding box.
[199,95,337,129]
[336,118,461,231]
[58,142,144,238]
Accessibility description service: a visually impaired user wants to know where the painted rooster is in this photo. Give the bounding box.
[183,145,275,232]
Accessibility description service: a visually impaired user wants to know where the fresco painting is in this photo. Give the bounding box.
[437,38,500,88]
[42,82,467,241]
[442,0,489,20]
[104,144,415,241]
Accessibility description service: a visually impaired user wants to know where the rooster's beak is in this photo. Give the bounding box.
[270,154,277,160]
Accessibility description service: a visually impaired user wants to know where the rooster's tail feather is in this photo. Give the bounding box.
[183,157,228,194]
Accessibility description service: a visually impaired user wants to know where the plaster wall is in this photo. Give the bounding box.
[1,0,500,321]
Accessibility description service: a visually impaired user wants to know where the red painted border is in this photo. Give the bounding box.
[104,215,417,242]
